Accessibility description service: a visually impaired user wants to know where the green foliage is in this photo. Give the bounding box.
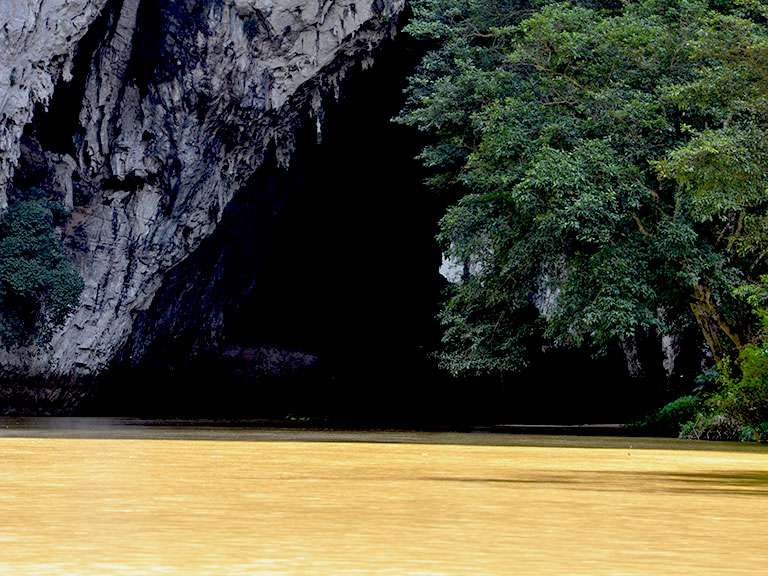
[400,0,768,375]
[0,189,84,345]
[725,344,768,426]
[679,411,743,441]
[708,277,768,432]
[632,395,701,436]
[739,421,768,443]
[675,277,768,441]
[735,274,768,333]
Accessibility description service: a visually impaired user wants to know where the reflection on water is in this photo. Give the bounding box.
[0,422,765,575]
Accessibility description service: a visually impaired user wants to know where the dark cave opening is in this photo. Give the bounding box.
[101,28,454,421]
[97,28,664,424]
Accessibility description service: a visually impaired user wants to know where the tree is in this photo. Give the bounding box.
[0,189,84,345]
[399,0,768,376]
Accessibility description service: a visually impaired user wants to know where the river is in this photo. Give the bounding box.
[0,420,765,575]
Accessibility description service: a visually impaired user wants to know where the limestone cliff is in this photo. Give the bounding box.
[0,0,405,378]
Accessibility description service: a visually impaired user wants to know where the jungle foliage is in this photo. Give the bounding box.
[400,0,768,383]
[678,276,768,440]
[0,188,84,345]
[400,0,768,437]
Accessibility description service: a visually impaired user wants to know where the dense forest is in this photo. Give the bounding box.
[0,0,766,438]
[398,0,768,439]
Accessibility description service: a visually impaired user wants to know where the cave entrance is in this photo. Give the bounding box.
[102,27,657,424]
[104,30,466,422]
[218,36,449,422]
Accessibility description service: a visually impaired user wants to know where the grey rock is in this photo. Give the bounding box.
[439,244,486,285]
[0,0,405,378]
[0,0,109,210]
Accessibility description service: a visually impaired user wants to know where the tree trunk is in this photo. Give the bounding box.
[690,283,742,363]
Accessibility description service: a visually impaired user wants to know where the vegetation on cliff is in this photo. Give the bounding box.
[0,188,83,345]
[400,0,768,436]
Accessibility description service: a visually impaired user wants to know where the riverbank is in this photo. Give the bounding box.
[0,417,766,452]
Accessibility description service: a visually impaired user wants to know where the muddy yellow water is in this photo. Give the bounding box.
[0,432,766,575]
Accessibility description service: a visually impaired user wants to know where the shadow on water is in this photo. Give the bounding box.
[419,470,768,497]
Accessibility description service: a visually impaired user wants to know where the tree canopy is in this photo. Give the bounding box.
[399,0,768,377]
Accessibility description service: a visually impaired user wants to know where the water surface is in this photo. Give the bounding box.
[0,421,765,575]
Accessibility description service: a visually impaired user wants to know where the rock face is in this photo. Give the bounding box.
[0,0,109,210]
[0,0,405,378]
